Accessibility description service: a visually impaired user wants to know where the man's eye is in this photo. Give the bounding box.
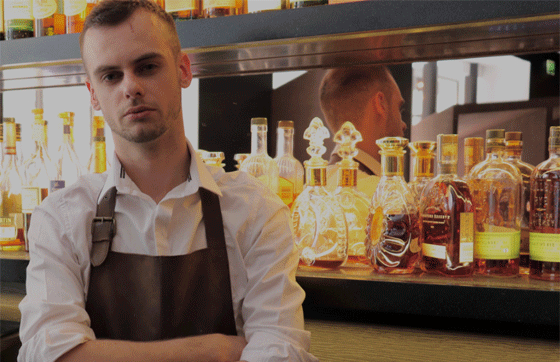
[102,73,120,82]
[139,64,158,73]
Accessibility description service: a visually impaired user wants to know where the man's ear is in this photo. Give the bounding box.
[178,52,192,88]
[372,91,388,117]
[86,78,101,111]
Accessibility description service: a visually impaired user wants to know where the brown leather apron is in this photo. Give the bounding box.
[85,187,237,341]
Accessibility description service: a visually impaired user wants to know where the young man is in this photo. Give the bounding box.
[18,1,315,361]
[319,65,407,196]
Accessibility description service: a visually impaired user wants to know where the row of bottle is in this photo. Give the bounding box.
[1,0,354,40]
[0,109,107,251]
[231,116,559,282]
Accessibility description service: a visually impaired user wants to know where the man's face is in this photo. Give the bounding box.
[82,9,191,145]
[384,75,407,138]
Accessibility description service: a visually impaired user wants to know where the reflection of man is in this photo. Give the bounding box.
[18,1,315,361]
[319,65,407,196]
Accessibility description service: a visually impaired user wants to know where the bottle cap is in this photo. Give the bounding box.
[437,134,458,163]
[3,117,15,123]
[303,117,329,168]
[278,120,294,129]
[376,137,409,151]
[550,126,560,147]
[251,117,267,126]
[464,137,484,147]
[32,108,44,116]
[505,131,522,142]
[408,141,436,155]
[486,129,505,139]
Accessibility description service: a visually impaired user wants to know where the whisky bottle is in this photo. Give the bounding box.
[247,0,281,13]
[468,129,522,276]
[464,137,484,178]
[332,122,370,266]
[292,117,348,269]
[33,0,65,36]
[290,0,327,9]
[504,131,534,274]
[408,141,436,201]
[87,116,107,174]
[202,151,225,168]
[233,153,249,170]
[0,118,24,251]
[4,0,34,39]
[419,134,474,276]
[366,137,420,274]
[15,123,24,170]
[202,0,239,18]
[65,0,96,34]
[240,117,279,194]
[529,126,560,281]
[53,112,83,191]
[1,1,4,40]
[274,121,304,209]
[163,0,201,20]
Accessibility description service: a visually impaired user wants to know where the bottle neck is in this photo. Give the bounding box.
[338,167,357,187]
[276,128,294,157]
[412,156,434,178]
[251,125,268,155]
[306,166,327,187]
[439,162,458,175]
[381,153,404,176]
[505,142,522,160]
[486,144,505,159]
[550,146,560,158]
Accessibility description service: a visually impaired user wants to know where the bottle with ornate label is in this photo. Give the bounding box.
[202,151,225,168]
[419,134,474,276]
[366,137,420,274]
[202,0,240,17]
[65,0,96,34]
[464,137,484,179]
[163,0,201,20]
[504,131,534,275]
[53,112,83,191]
[233,153,249,170]
[0,118,24,251]
[529,126,560,281]
[274,121,304,209]
[290,0,326,8]
[408,140,436,201]
[34,0,65,36]
[240,117,279,194]
[292,117,348,269]
[468,129,522,276]
[87,116,107,174]
[4,0,33,39]
[332,122,370,267]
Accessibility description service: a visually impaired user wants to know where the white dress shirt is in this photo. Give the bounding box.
[18,140,316,362]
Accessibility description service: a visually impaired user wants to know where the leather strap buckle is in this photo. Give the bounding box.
[91,216,116,243]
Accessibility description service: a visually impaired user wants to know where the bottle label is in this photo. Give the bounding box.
[204,0,235,9]
[459,212,474,262]
[278,177,294,207]
[529,233,560,263]
[422,243,446,260]
[5,0,33,20]
[248,0,281,13]
[50,180,65,193]
[166,0,197,11]
[22,187,42,213]
[474,231,520,260]
[33,0,58,19]
[0,218,17,241]
[64,0,87,16]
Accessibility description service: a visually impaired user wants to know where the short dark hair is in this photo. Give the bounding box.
[79,0,181,59]
[319,65,393,132]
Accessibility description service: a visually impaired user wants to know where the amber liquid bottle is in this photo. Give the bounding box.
[163,0,201,20]
[65,0,96,34]
[1,0,5,40]
[529,126,560,281]
[202,0,239,17]
[34,0,65,36]
[464,137,484,178]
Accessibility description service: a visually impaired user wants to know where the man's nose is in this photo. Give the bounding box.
[123,74,144,99]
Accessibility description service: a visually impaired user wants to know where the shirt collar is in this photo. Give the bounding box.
[97,139,222,204]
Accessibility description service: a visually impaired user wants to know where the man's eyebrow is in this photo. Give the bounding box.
[92,53,165,77]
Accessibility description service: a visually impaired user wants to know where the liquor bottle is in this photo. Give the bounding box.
[504,131,534,274]
[15,123,24,169]
[233,153,249,170]
[164,0,201,20]
[419,134,474,276]
[65,0,96,34]
[366,137,420,274]
[408,140,436,201]
[247,0,281,13]
[87,116,107,174]
[4,0,34,39]
[33,0,65,36]
[240,117,279,194]
[202,0,239,18]
[464,137,484,178]
[292,117,348,269]
[202,151,225,168]
[53,112,83,191]
[0,120,4,167]
[0,118,24,251]
[468,129,522,277]
[332,122,370,266]
[1,0,5,40]
[290,0,326,9]
[274,121,304,209]
[529,126,560,281]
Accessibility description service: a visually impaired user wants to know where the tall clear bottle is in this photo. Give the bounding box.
[419,134,474,276]
[464,137,484,178]
[0,118,24,251]
[408,141,436,201]
[468,129,522,276]
[33,0,65,36]
[87,116,107,174]
[54,112,83,191]
[274,120,304,209]
[240,117,279,194]
[504,131,534,274]
[366,137,420,274]
[529,126,560,281]
[292,117,348,270]
[332,122,370,267]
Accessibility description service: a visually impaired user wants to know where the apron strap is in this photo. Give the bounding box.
[199,188,225,250]
[91,186,117,267]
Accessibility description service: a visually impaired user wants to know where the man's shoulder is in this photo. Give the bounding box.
[39,173,107,214]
